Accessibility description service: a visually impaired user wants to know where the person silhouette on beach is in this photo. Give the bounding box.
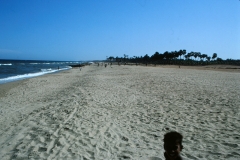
[163,131,183,160]
[148,131,183,160]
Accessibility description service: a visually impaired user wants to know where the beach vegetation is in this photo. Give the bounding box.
[112,50,240,66]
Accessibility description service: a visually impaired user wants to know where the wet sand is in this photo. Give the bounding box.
[0,65,240,159]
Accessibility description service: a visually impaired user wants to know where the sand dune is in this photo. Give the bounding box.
[0,65,240,159]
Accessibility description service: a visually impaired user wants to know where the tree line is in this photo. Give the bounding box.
[107,50,240,66]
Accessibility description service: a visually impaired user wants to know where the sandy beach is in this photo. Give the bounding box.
[0,64,240,159]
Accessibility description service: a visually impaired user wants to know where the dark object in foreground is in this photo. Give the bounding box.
[163,131,183,160]
[69,64,85,68]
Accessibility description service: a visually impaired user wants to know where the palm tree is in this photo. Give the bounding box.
[201,54,208,61]
[206,56,211,64]
[108,56,115,62]
[193,52,197,61]
[197,52,201,61]
[151,52,159,61]
[185,53,191,60]
[139,54,148,65]
[182,50,187,59]
[212,53,217,61]
[187,52,194,60]
[206,56,211,61]
[143,54,150,62]
[162,51,169,60]
[178,50,183,59]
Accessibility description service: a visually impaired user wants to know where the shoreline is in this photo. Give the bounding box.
[0,71,67,98]
[1,64,239,91]
[0,65,240,159]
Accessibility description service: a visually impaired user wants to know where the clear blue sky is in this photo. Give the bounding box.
[0,0,239,61]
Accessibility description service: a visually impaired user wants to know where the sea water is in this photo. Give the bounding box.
[0,59,82,84]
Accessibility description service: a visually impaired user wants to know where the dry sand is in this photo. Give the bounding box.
[0,65,240,159]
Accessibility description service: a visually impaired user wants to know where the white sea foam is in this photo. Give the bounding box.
[30,63,50,65]
[41,68,52,72]
[0,66,71,84]
[0,63,12,66]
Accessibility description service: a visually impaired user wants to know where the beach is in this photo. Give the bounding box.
[0,64,240,159]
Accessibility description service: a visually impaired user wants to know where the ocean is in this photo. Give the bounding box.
[0,59,82,84]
